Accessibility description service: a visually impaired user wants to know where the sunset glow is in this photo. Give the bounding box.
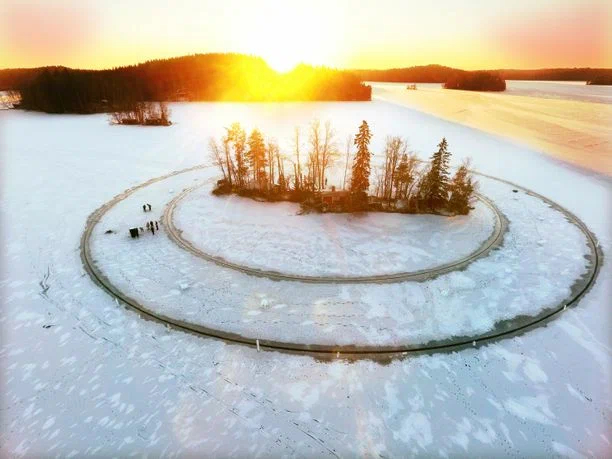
[1,0,610,70]
[241,4,338,72]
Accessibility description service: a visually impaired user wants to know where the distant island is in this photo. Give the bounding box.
[0,54,371,114]
[110,102,172,126]
[444,71,506,92]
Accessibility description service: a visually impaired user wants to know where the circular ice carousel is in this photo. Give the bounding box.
[82,166,600,354]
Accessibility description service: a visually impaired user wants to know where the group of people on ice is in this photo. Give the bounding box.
[128,203,161,238]
[146,220,160,235]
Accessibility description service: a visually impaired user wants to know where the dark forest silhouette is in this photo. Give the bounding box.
[5,54,371,113]
[3,60,611,112]
[211,121,475,216]
[444,71,506,91]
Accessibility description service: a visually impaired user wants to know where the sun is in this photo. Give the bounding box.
[242,4,337,73]
[264,50,301,73]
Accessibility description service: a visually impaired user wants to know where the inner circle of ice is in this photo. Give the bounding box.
[172,183,497,277]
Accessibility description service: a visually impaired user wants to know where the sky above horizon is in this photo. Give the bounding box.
[1,0,610,71]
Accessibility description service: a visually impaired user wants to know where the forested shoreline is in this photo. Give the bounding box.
[355,65,612,83]
[4,54,371,114]
[3,58,610,114]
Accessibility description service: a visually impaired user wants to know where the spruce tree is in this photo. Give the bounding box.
[448,161,475,214]
[423,137,451,210]
[350,120,373,208]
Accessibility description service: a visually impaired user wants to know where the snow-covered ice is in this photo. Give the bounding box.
[89,170,590,347]
[1,90,611,457]
[372,81,612,176]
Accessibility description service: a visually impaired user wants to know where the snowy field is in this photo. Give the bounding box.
[1,89,611,457]
[173,183,497,277]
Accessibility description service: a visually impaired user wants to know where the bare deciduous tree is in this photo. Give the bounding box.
[209,137,227,180]
[342,134,352,190]
[293,127,303,191]
[110,101,171,126]
[308,120,321,192]
[381,136,407,202]
[320,121,338,190]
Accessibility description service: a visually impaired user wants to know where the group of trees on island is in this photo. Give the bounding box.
[109,101,171,126]
[6,54,370,114]
[210,120,475,215]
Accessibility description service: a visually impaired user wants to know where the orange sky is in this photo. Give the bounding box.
[1,0,610,71]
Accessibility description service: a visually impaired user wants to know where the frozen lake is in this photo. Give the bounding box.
[1,97,610,457]
[372,81,612,176]
[504,80,612,104]
[370,80,612,104]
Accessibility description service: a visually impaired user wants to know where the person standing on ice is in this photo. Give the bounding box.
[155,221,159,231]
[143,204,147,212]
[150,220,155,235]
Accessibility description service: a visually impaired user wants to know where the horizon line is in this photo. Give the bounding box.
[2,52,611,73]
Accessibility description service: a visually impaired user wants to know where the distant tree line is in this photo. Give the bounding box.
[7,54,371,114]
[355,65,459,83]
[354,65,612,84]
[0,67,43,91]
[211,120,475,215]
[358,66,507,91]
[498,68,612,82]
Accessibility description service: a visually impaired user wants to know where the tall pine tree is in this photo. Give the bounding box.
[422,137,451,210]
[350,120,373,208]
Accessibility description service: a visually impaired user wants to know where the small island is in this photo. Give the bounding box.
[110,101,172,126]
[444,71,506,92]
[210,120,476,216]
